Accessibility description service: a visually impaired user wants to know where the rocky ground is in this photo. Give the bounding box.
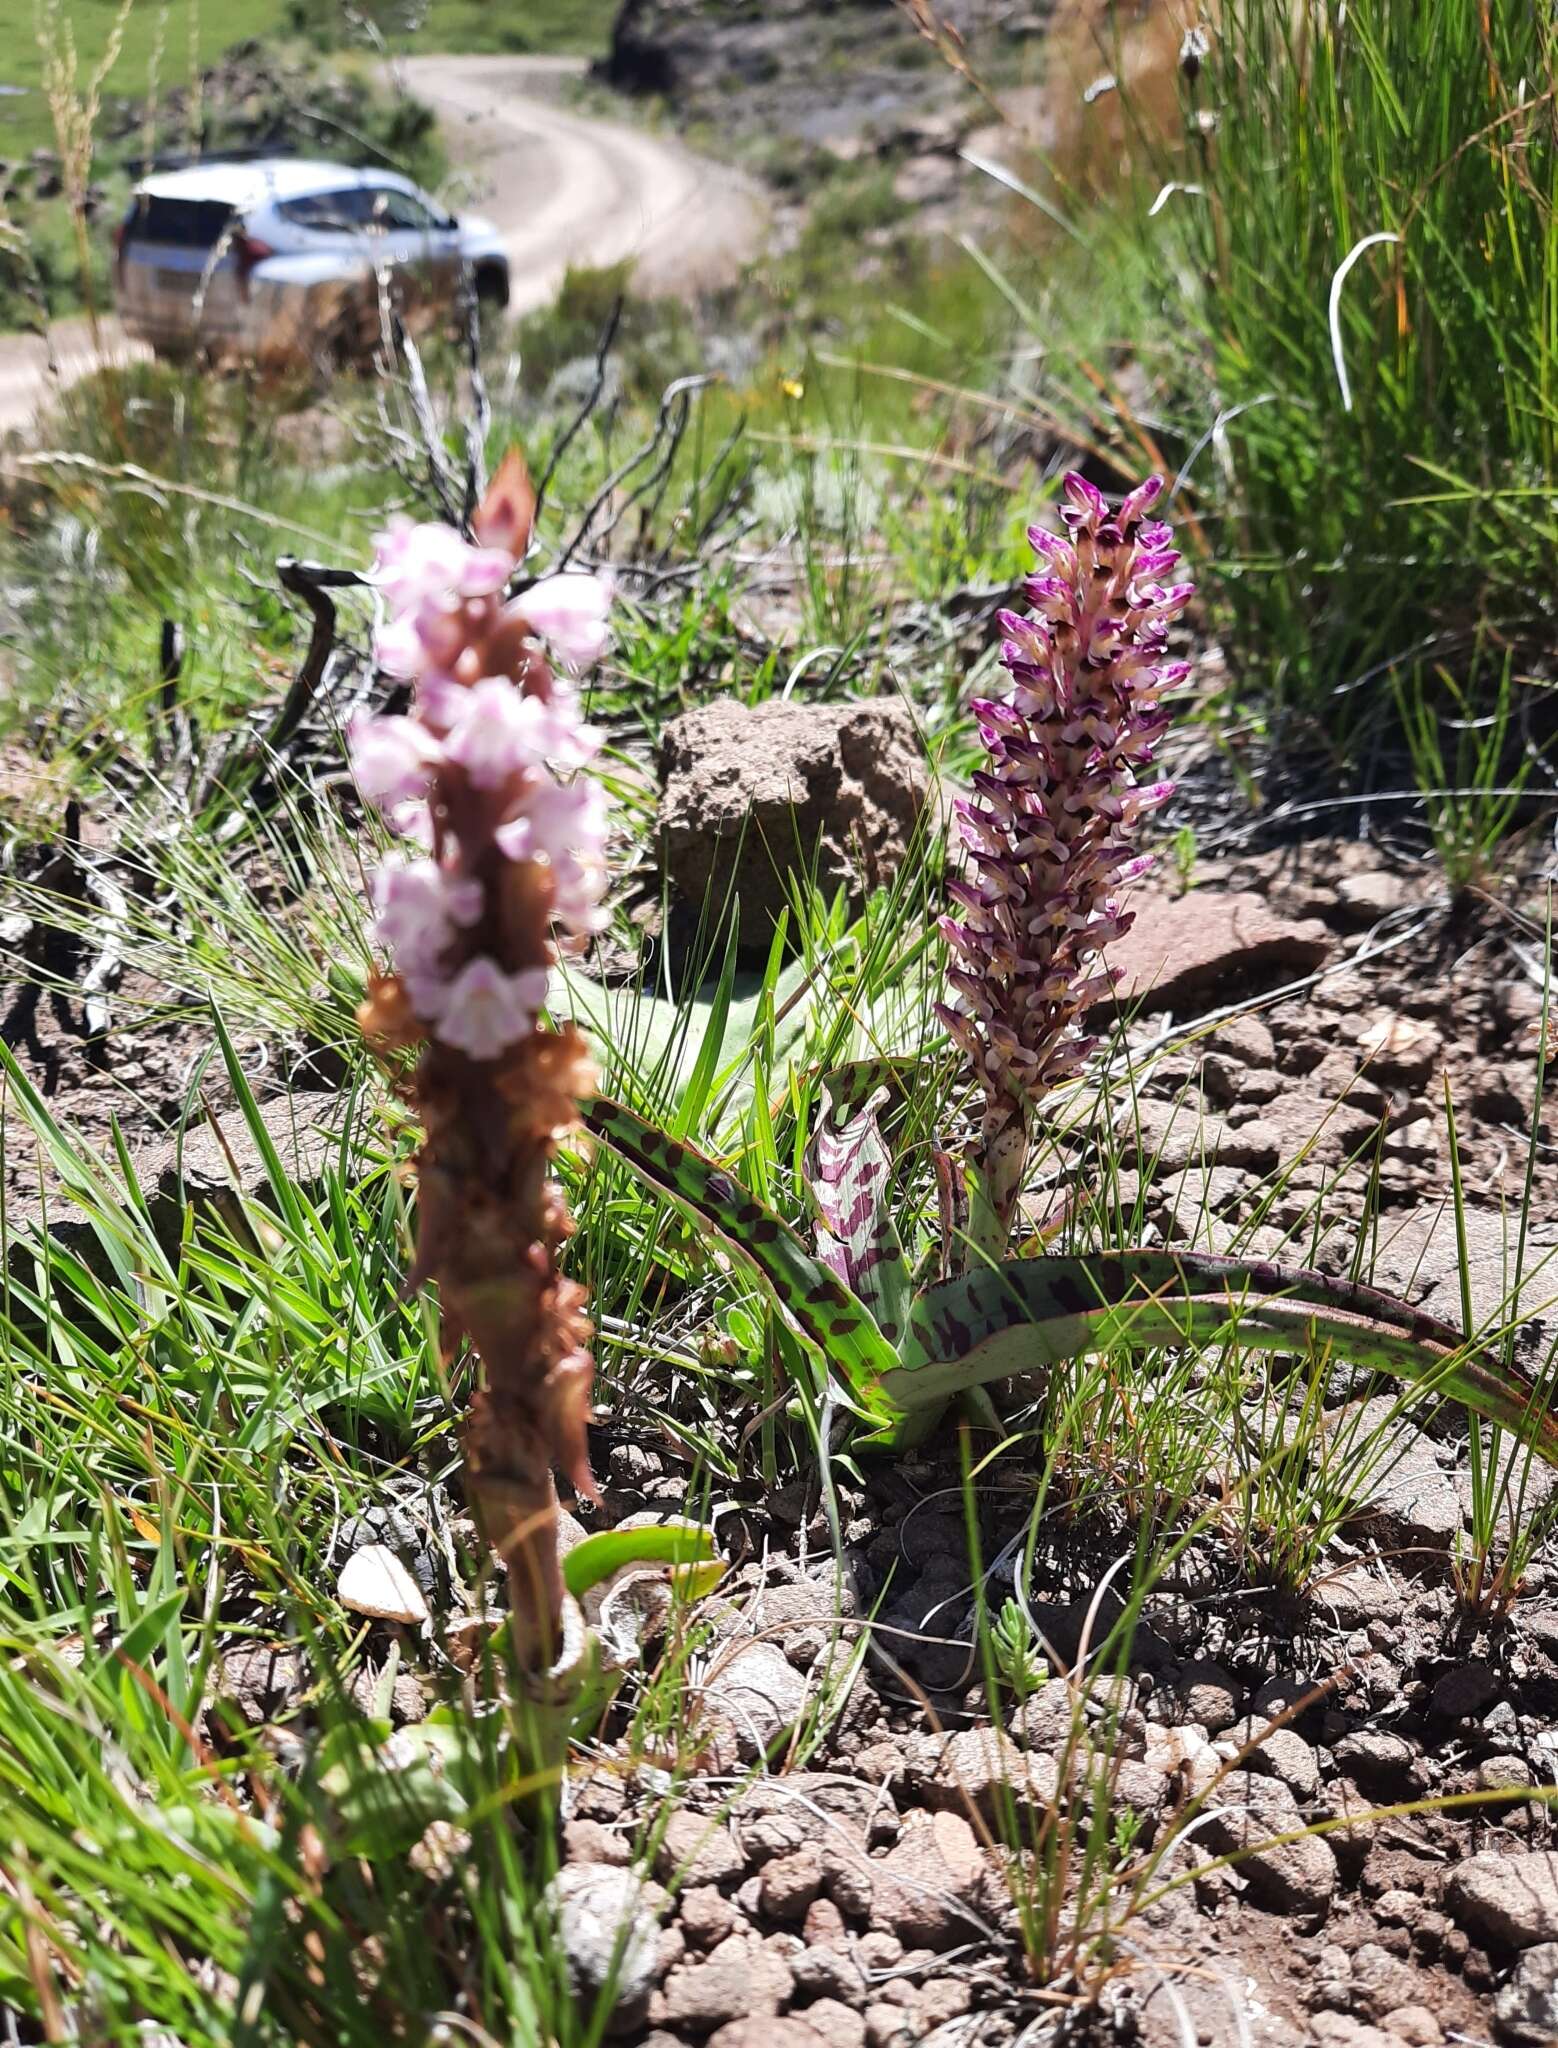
[18,691,1556,2045]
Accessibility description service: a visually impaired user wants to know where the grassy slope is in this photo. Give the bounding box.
[0,0,620,156]
[1,0,289,155]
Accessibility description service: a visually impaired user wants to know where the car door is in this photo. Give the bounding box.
[370,186,461,327]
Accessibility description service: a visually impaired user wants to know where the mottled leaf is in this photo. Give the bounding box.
[583,1095,899,1427]
[890,1249,1558,1464]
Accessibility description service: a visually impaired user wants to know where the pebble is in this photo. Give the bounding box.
[336,1544,429,1626]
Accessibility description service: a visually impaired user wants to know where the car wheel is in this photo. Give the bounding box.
[474,264,510,311]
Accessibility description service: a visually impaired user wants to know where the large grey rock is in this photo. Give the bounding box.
[1448,1850,1558,1949]
[1495,1941,1558,2044]
[549,1864,670,2035]
[658,698,930,952]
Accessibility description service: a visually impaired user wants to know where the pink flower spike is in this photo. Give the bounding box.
[348,713,444,807]
[457,549,515,598]
[372,857,484,973]
[374,612,426,680]
[426,958,549,1061]
[371,520,472,615]
[517,573,613,669]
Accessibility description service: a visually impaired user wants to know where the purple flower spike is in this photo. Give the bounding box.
[939,472,1193,1243]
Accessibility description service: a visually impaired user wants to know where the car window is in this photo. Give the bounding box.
[277,191,362,232]
[365,188,441,232]
[125,195,237,248]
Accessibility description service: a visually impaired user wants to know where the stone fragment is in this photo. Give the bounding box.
[1381,2007,1441,2046]
[1169,1658,1242,1733]
[698,1638,812,1762]
[1448,1851,1558,1949]
[1429,1660,1499,1720]
[1336,871,1413,924]
[1221,1720,1319,1801]
[1356,1015,1443,1087]
[336,1545,429,1626]
[926,1724,1059,1826]
[662,1932,794,2030]
[1494,1940,1558,2044]
[1331,1731,1426,1798]
[211,1642,303,1728]
[549,1864,669,2035]
[139,1089,344,1249]
[800,2001,867,2048]
[680,1885,739,1949]
[655,1810,749,1889]
[708,2025,830,2048]
[1327,1398,1461,1552]
[869,1809,994,1949]
[659,698,929,951]
[1199,1771,1337,1916]
[759,1845,825,1923]
[565,1819,631,1868]
[1099,889,1332,1016]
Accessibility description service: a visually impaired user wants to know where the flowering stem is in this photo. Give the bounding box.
[350,451,614,1753]
[938,472,1192,1262]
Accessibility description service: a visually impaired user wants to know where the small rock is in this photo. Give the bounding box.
[1381,2007,1441,2045]
[1480,1754,1536,1794]
[863,2007,918,2048]
[1430,1660,1499,1720]
[1099,889,1332,1016]
[1170,1659,1242,1733]
[211,1642,302,1727]
[1495,1940,1558,2044]
[699,1639,813,1762]
[1199,1771,1337,1916]
[337,1545,429,1626]
[662,1932,794,2030]
[926,1724,1059,1826]
[792,1941,862,2003]
[759,1845,825,1923]
[802,2001,868,2048]
[565,1819,630,1868]
[870,1809,993,1950]
[680,1885,738,1949]
[1332,1731,1426,1798]
[1222,1720,1319,1801]
[1448,1851,1558,1949]
[1336,871,1413,924]
[1357,1015,1442,1087]
[708,2024,829,2048]
[656,1810,748,1889]
[659,698,930,952]
[550,1865,669,2034]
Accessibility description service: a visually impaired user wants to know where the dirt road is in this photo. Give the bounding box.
[0,56,764,433]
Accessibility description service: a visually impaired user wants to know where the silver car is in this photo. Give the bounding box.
[114,158,510,364]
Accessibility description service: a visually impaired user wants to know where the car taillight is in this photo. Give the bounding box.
[233,233,276,298]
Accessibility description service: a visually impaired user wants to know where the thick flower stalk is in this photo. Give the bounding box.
[350,451,612,1680]
[937,471,1192,1249]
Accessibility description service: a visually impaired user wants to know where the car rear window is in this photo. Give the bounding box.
[125,195,238,248]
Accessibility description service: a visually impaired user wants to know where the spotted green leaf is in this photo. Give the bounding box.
[583,1095,899,1427]
[890,1249,1558,1464]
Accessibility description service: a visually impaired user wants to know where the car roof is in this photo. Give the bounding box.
[134,160,419,208]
